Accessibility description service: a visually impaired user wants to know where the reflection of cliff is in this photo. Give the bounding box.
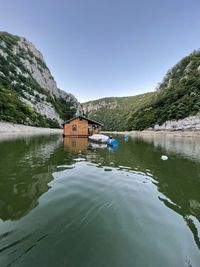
[0,135,63,221]
[90,136,200,249]
[127,136,200,249]
[137,135,200,162]
[1,133,199,251]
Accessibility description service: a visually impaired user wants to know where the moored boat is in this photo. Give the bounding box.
[88,134,109,143]
[89,134,119,147]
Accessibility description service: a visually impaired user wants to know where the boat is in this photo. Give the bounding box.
[88,134,109,143]
[89,134,119,147]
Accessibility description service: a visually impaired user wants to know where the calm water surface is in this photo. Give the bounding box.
[0,134,199,267]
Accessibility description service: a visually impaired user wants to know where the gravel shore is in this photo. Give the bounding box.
[0,122,62,135]
[103,130,200,138]
[1,122,200,138]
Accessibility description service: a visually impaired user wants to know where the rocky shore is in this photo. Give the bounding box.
[0,122,62,135]
[103,130,200,138]
[1,122,200,139]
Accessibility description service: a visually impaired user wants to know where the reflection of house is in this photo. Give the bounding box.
[64,137,88,152]
[63,116,103,137]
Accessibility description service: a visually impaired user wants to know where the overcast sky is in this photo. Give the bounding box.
[1,0,200,102]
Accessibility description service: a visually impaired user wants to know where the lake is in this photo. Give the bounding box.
[0,134,199,267]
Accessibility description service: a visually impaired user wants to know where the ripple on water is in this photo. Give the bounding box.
[47,161,199,267]
[1,160,199,267]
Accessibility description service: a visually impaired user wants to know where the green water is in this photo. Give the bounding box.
[0,134,199,267]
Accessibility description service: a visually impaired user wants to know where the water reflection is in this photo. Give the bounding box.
[76,136,200,250]
[130,136,200,250]
[126,135,200,249]
[0,135,63,221]
[136,135,200,162]
[0,133,199,257]
[62,135,200,251]
[63,137,89,152]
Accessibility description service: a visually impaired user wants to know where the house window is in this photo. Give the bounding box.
[72,124,77,131]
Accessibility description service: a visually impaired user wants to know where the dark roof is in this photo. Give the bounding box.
[62,115,103,126]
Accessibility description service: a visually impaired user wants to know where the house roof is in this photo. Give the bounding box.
[62,115,103,126]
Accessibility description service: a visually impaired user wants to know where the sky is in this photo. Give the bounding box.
[0,0,200,102]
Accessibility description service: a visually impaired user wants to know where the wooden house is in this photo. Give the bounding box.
[63,116,103,137]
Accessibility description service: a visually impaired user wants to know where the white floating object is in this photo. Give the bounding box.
[57,165,74,169]
[161,155,168,161]
[73,158,86,162]
[89,134,109,143]
[119,165,131,169]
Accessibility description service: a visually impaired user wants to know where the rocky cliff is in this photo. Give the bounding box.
[0,32,82,127]
[153,113,200,131]
[82,93,155,131]
[128,49,200,130]
[84,48,200,132]
[82,98,118,114]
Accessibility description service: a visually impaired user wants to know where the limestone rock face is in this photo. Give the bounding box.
[82,99,117,114]
[154,114,200,131]
[16,37,83,115]
[0,32,83,127]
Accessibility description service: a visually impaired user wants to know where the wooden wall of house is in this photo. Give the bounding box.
[63,118,88,136]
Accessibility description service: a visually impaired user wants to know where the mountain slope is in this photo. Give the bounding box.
[127,50,200,130]
[0,32,82,127]
[82,92,155,131]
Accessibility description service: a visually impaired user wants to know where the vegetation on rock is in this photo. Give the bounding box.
[127,50,200,130]
[1,32,199,131]
[0,32,78,128]
[82,92,155,131]
[83,50,200,131]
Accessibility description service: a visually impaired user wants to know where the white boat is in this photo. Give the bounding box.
[88,134,109,143]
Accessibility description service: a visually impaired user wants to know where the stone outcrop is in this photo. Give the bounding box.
[0,32,83,126]
[82,99,117,114]
[15,37,83,117]
[154,114,200,131]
